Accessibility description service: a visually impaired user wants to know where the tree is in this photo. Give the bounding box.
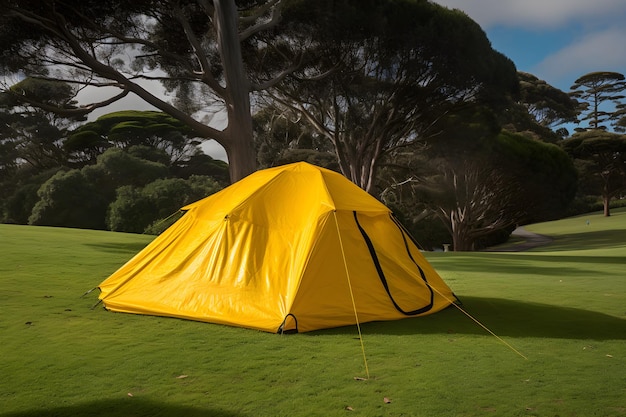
[380,106,577,251]
[28,169,109,229]
[65,110,201,166]
[502,72,578,141]
[28,147,169,229]
[265,0,518,193]
[0,78,83,170]
[252,105,336,169]
[428,160,522,251]
[561,130,626,217]
[1,0,295,182]
[570,71,626,131]
[429,135,576,251]
[1,167,61,224]
[518,72,579,129]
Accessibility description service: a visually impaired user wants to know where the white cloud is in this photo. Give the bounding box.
[533,27,626,85]
[430,0,626,29]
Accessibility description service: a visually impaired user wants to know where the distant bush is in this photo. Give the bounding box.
[107,175,222,233]
[29,169,109,229]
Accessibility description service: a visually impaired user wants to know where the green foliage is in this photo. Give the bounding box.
[25,148,170,231]
[172,153,230,186]
[107,176,222,233]
[66,111,200,165]
[517,72,578,128]
[500,72,578,142]
[93,147,169,188]
[6,77,80,110]
[561,130,626,216]
[272,149,340,171]
[105,186,155,234]
[28,169,109,229]
[126,145,172,166]
[494,131,578,222]
[62,129,112,165]
[1,168,62,224]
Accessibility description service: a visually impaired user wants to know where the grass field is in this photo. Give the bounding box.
[1,209,625,416]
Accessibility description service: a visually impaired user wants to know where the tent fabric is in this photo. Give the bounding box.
[98,162,456,333]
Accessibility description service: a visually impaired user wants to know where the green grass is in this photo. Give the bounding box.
[1,210,625,417]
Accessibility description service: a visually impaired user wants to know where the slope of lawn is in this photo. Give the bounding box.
[1,209,625,417]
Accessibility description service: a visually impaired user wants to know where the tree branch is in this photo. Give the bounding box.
[171,2,226,97]
[239,0,282,41]
[7,86,130,118]
[14,7,226,143]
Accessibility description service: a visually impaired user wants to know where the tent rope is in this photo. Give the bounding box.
[142,209,184,235]
[333,210,370,380]
[434,289,528,360]
[389,214,527,359]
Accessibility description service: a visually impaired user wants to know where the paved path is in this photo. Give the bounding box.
[486,227,553,252]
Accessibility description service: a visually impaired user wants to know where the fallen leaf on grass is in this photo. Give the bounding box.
[606,354,613,358]
[353,376,367,381]
[345,406,354,411]
[176,375,189,379]
[127,393,133,397]
[383,397,392,404]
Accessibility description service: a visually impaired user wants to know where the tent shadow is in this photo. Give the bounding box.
[84,241,152,255]
[0,398,244,417]
[313,297,626,340]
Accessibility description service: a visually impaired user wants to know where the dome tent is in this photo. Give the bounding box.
[98,162,456,333]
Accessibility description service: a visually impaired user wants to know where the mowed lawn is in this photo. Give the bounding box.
[1,209,625,417]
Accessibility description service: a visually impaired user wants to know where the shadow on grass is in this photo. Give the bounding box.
[431,252,626,276]
[83,241,152,255]
[533,229,626,252]
[314,297,626,340]
[0,398,243,417]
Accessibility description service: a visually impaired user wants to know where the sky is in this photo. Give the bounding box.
[430,0,626,92]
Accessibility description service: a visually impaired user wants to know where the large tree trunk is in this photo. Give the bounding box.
[214,0,257,182]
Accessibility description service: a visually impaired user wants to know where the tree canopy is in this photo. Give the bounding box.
[66,110,200,165]
[1,0,296,182]
[501,72,579,141]
[570,71,626,131]
[561,130,626,216]
[266,0,518,192]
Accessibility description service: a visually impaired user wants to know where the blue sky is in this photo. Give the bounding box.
[430,0,626,92]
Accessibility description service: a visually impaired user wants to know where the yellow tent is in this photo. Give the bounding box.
[98,162,457,333]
